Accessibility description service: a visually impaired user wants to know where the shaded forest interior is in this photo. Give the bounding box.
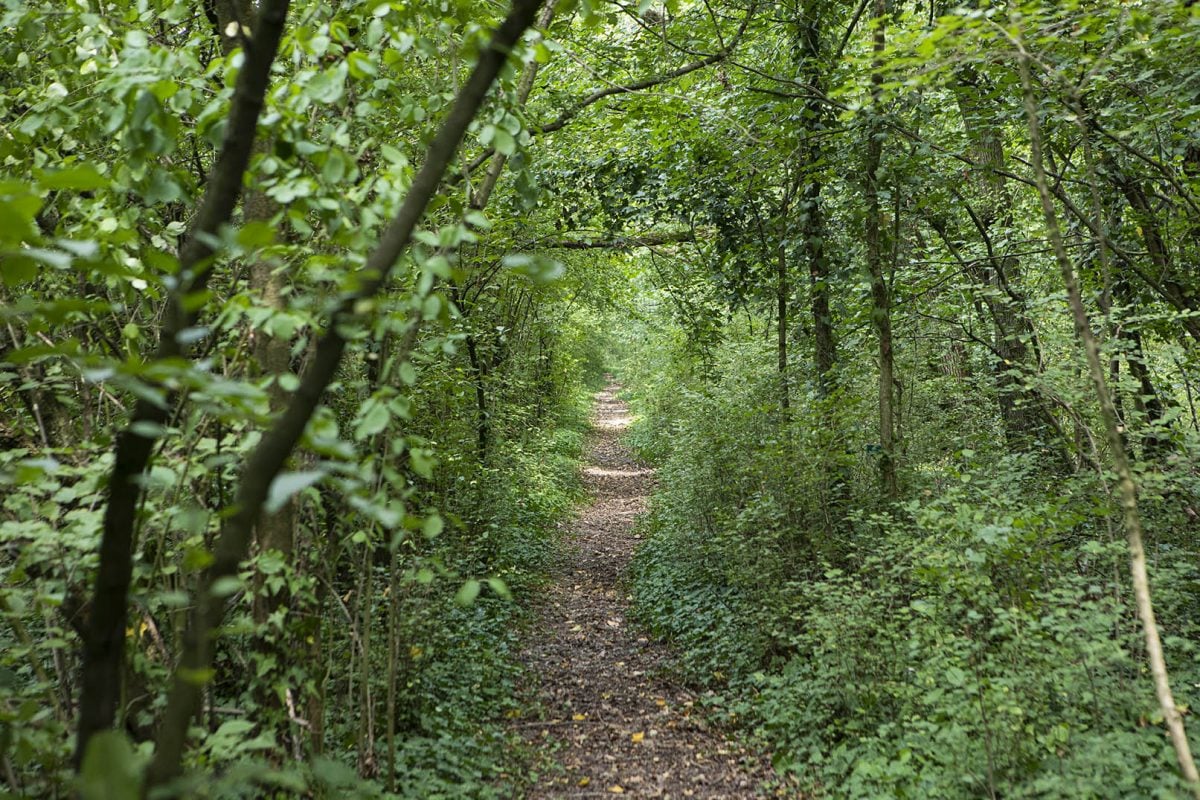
[4,0,1200,797]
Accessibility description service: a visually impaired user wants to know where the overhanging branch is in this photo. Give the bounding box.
[454,3,757,183]
[539,229,697,249]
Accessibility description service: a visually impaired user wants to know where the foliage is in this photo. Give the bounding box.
[5,0,1200,795]
[623,322,1200,797]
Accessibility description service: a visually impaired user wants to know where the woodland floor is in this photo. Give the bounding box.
[513,383,776,798]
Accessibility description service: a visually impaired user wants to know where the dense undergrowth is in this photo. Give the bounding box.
[332,391,592,800]
[621,327,1200,799]
[1,316,602,798]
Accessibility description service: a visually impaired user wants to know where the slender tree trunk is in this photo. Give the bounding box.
[466,333,490,459]
[250,260,297,560]
[142,3,545,788]
[1019,43,1200,796]
[385,549,400,793]
[1114,279,1172,457]
[308,490,341,757]
[865,0,897,501]
[357,545,376,777]
[74,0,292,767]
[777,239,790,412]
[210,0,301,748]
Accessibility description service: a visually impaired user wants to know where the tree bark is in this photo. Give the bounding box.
[793,0,848,540]
[950,67,1057,454]
[865,0,897,500]
[1113,167,1200,345]
[777,239,790,412]
[74,0,292,767]
[1019,44,1200,797]
[142,1,545,788]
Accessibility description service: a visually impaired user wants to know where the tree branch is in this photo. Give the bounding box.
[74,0,292,768]
[537,229,697,249]
[142,0,546,789]
[453,3,757,187]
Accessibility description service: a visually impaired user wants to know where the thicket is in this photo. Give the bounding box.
[609,1,1200,797]
[0,0,617,796]
[624,329,1200,797]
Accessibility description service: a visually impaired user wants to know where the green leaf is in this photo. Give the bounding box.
[354,398,390,440]
[486,577,511,600]
[79,731,142,800]
[945,666,967,688]
[492,127,516,156]
[1,254,37,286]
[130,421,166,439]
[398,361,417,385]
[421,513,443,538]
[464,210,491,229]
[307,63,348,104]
[502,253,564,284]
[455,579,481,606]
[39,164,107,191]
[237,221,276,249]
[409,449,435,478]
[347,51,378,79]
[265,470,325,513]
[211,575,243,597]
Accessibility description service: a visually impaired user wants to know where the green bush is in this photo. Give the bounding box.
[623,331,1200,799]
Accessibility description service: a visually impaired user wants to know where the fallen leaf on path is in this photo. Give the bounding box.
[631,731,645,743]
[609,786,624,794]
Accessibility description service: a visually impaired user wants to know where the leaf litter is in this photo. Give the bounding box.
[513,384,778,798]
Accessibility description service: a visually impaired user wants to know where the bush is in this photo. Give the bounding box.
[622,330,1200,799]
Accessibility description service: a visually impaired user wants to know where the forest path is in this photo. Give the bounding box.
[515,382,775,798]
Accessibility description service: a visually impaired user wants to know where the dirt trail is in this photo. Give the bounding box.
[516,383,774,798]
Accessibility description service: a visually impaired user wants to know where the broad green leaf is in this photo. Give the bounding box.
[354,398,390,440]
[455,579,481,606]
[421,513,443,538]
[1,254,37,286]
[265,470,325,513]
[39,164,107,190]
[78,731,142,800]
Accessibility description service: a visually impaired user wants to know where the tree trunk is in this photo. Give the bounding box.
[950,68,1058,454]
[798,0,836,395]
[466,332,490,459]
[865,0,897,501]
[1020,48,1200,796]
[74,0,293,767]
[777,239,790,412]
